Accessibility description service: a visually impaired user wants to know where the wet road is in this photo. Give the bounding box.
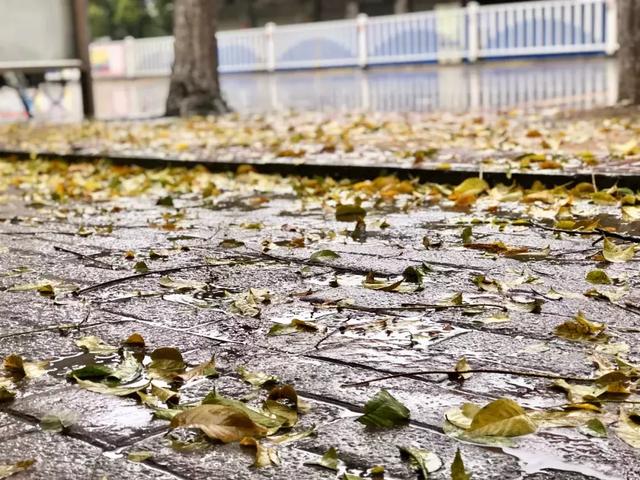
[0,56,618,121]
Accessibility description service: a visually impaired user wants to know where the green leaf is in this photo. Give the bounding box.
[134,261,149,273]
[309,250,341,263]
[586,269,612,285]
[67,364,113,380]
[468,398,536,437]
[218,238,245,249]
[461,226,473,244]
[451,448,470,480]
[268,319,320,336]
[156,196,174,207]
[75,336,118,355]
[602,238,635,263]
[0,387,16,402]
[40,412,75,433]
[0,460,35,479]
[237,366,279,388]
[578,418,608,438]
[357,389,410,428]
[402,263,432,286]
[127,451,153,462]
[306,447,340,471]
[170,404,268,443]
[336,204,366,222]
[398,446,443,478]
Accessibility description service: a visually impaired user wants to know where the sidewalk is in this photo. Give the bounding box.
[0,156,639,479]
[1,110,640,186]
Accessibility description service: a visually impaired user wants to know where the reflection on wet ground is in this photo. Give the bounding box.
[0,56,617,121]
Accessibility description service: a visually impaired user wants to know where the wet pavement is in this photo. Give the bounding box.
[1,158,639,479]
[2,106,640,183]
[0,57,617,122]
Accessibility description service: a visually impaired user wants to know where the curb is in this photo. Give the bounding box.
[2,149,638,188]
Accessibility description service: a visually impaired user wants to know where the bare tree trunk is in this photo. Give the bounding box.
[165,0,230,116]
[618,0,640,104]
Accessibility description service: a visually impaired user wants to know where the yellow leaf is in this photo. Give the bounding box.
[554,312,608,342]
[449,177,489,202]
[468,398,537,437]
[602,238,635,263]
[615,410,640,449]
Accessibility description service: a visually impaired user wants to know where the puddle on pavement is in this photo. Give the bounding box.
[502,447,622,480]
[48,351,116,379]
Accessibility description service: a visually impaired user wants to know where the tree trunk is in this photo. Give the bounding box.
[165,0,229,116]
[618,0,640,104]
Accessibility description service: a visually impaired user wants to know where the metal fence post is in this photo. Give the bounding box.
[467,1,480,62]
[123,36,136,78]
[357,13,368,68]
[265,22,276,72]
[605,0,618,55]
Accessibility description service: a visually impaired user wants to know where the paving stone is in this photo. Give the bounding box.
[0,411,37,440]
[0,431,180,479]
[6,386,167,448]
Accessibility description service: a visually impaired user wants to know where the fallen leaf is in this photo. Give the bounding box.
[554,312,608,342]
[127,451,153,462]
[306,447,340,471]
[170,404,268,443]
[240,437,280,468]
[148,347,186,380]
[336,204,366,222]
[40,412,75,433]
[615,409,640,449]
[453,357,472,381]
[602,238,635,263]
[578,418,607,438]
[0,460,35,479]
[451,448,470,480]
[268,319,320,336]
[176,356,218,383]
[586,269,612,285]
[237,366,279,388]
[398,446,442,478]
[468,398,537,437]
[310,250,341,262]
[357,389,410,428]
[75,336,118,355]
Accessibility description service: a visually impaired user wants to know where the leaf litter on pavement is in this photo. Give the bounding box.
[0,154,640,478]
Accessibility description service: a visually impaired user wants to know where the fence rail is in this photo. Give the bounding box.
[89,0,618,78]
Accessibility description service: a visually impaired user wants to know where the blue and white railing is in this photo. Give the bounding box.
[90,0,618,77]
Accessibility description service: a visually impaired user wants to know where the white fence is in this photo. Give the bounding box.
[90,0,618,78]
